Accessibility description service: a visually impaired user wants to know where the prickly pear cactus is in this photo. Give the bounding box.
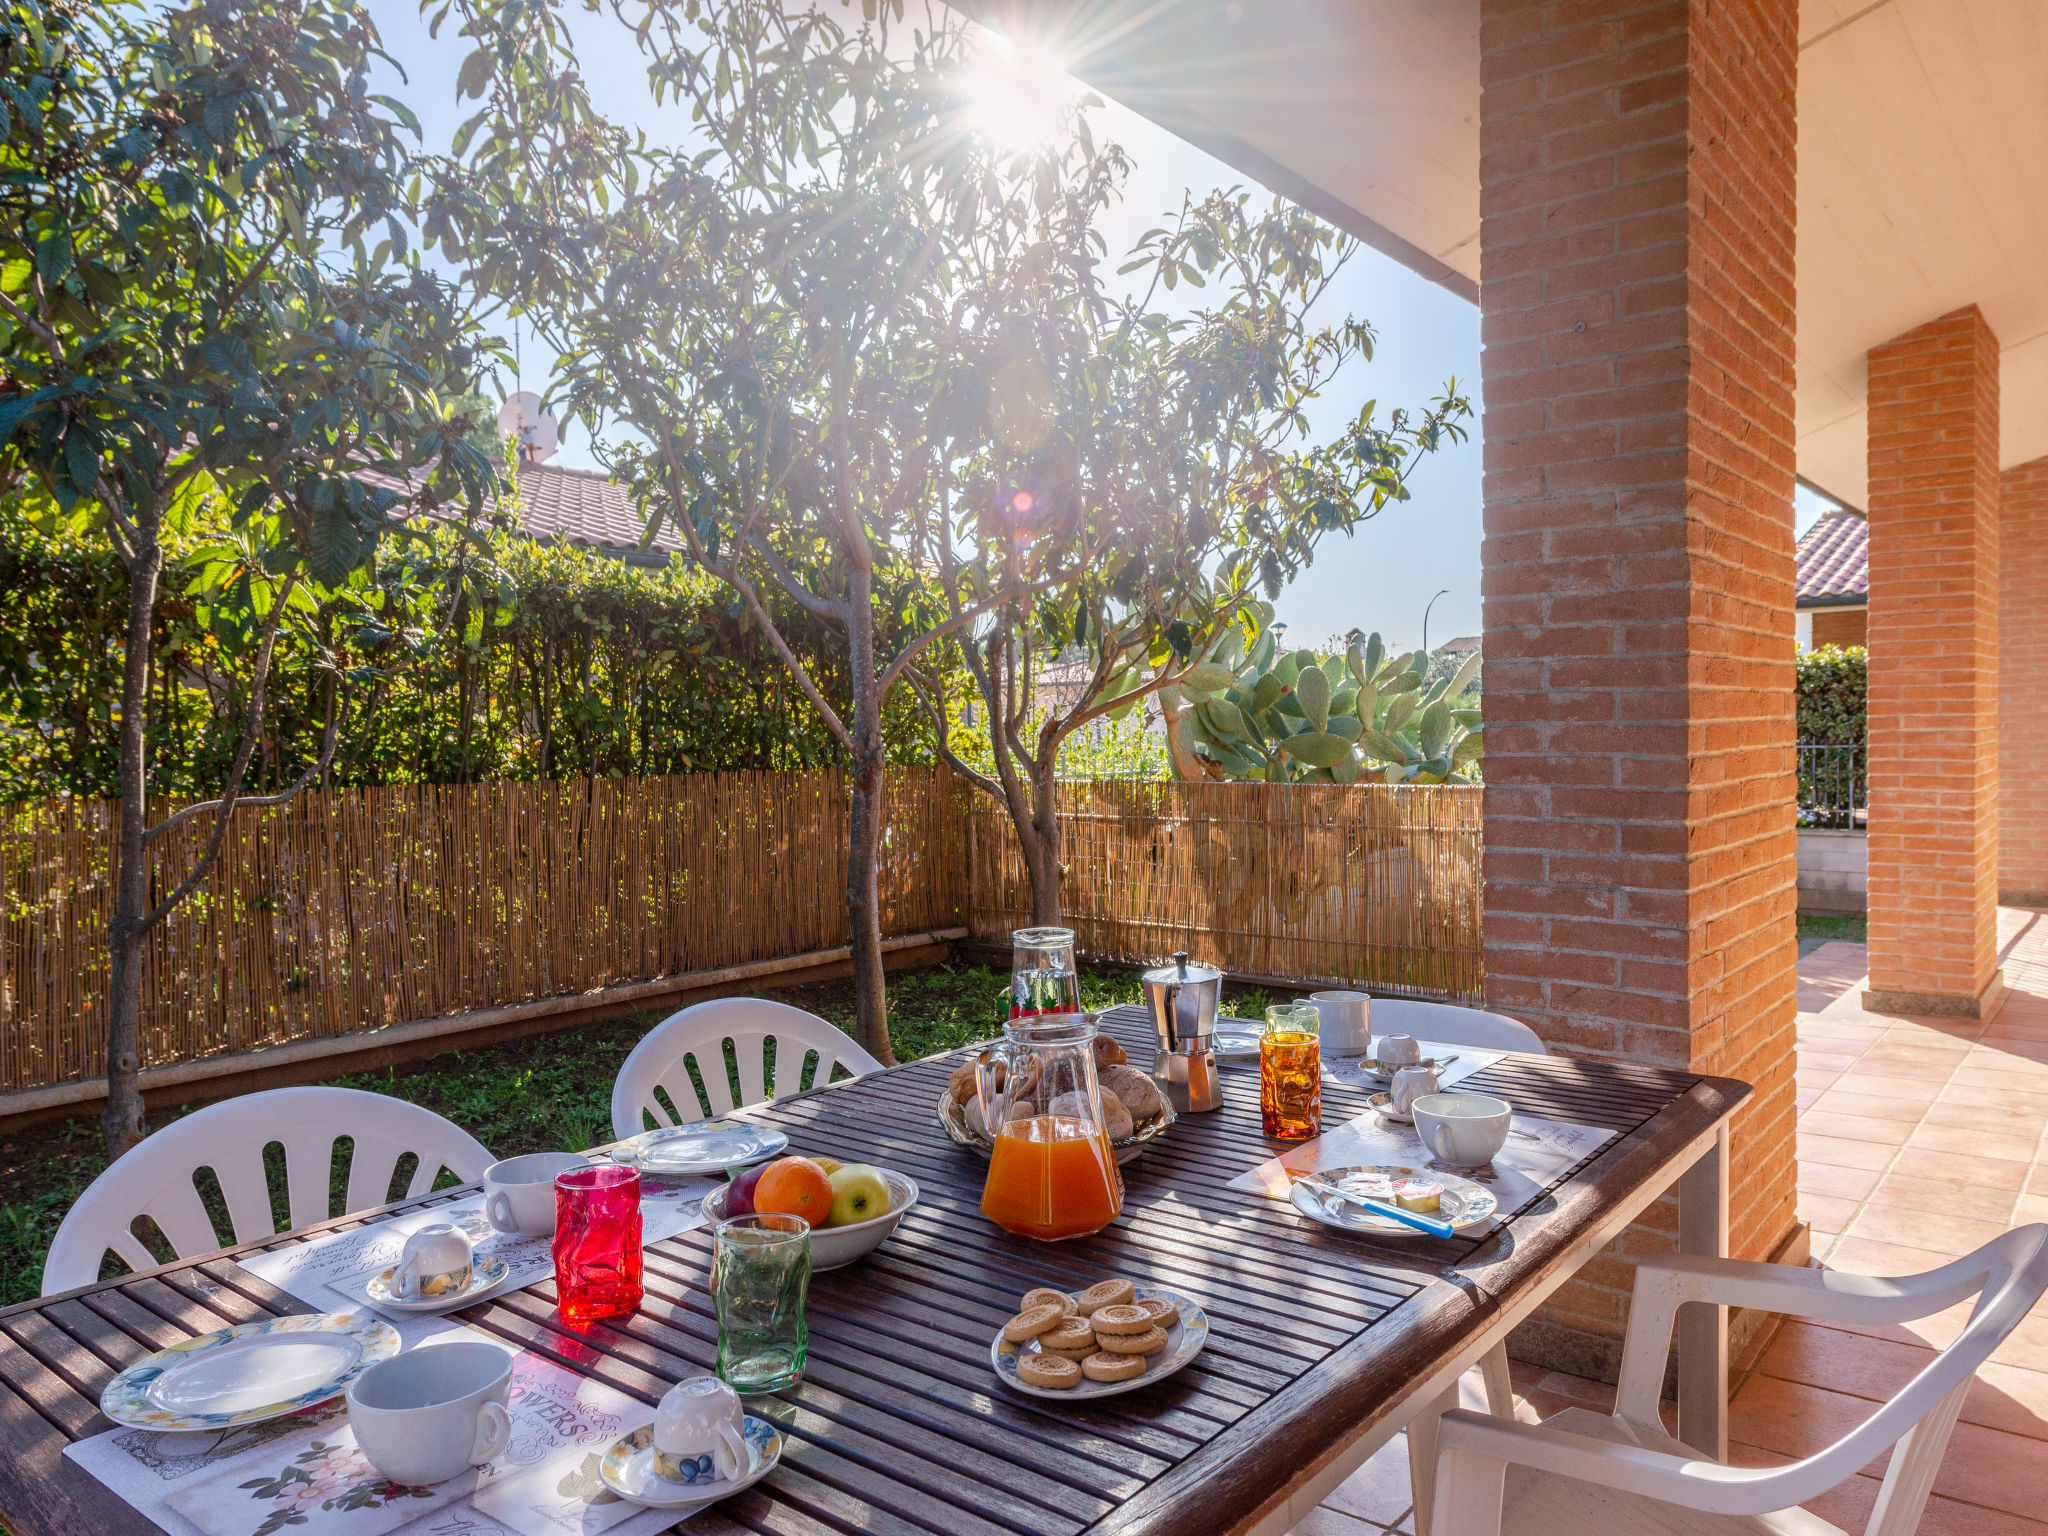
[1168,609,1482,784]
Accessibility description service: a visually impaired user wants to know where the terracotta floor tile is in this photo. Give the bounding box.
[1921,1100,2048,1138]
[1809,1089,1929,1125]
[1798,1161,1882,1200]
[1795,1088,1823,1111]
[1913,1493,2048,1536]
[1826,1234,1969,1279]
[1728,1375,1887,1467]
[1867,1172,2021,1226]
[1934,1081,2048,1114]
[1287,1505,1385,1536]
[1972,1041,2048,1070]
[1533,1372,1616,1412]
[1848,1203,2013,1257]
[1926,1418,2048,1521]
[1798,1470,1880,1533]
[1957,1062,2048,1089]
[1993,1313,2048,1374]
[1797,1192,1860,1235]
[1802,1110,1917,1146]
[1316,1435,1411,1529]
[1891,1147,2032,1191]
[2029,1163,2048,1197]
[1907,1122,2044,1163]
[1826,1297,1976,1351]
[1755,1321,1929,1396]
[1800,1050,1865,1073]
[1799,1133,1899,1172]
[1965,1361,2048,1442]
[1824,1069,1941,1100]
[2016,1194,2048,1225]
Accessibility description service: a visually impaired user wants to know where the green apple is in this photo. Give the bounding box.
[825,1164,891,1228]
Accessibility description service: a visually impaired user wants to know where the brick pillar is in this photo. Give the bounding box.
[1479,0,1801,1373]
[1864,308,2003,1017]
[2001,456,2048,904]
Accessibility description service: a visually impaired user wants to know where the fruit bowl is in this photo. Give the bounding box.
[701,1168,918,1270]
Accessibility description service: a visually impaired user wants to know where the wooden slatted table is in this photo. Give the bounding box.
[0,1007,1747,1536]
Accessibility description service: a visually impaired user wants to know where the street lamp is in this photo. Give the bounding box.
[1421,589,1450,655]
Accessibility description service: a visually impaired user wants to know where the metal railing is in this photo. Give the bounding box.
[1798,742,1866,830]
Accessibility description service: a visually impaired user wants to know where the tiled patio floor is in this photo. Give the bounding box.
[1293,907,2048,1536]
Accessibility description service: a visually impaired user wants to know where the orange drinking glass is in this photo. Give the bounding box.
[1261,1003,1322,1140]
[976,1012,1124,1240]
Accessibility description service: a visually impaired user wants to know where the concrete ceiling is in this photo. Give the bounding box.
[973,0,2048,510]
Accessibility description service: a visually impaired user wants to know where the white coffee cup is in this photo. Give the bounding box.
[1389,1064,1441,1117]
[1377,1033,1423,1068]
[653,1375,748,1483]
[347,1341,512,1486]
[391,1223,473,1301]
[1413,1092,1513,1169]
[1309,991,1372,1055]
[485,1152,588,1236]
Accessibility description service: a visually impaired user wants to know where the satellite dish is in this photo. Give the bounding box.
[495,391,559,464]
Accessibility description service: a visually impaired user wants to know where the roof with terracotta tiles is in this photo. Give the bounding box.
[356,457,679,554]
[1796,510,1867,607]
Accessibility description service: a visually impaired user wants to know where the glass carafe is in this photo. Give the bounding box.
[977,1013,1124,1240]
[1010,926,1082,1019]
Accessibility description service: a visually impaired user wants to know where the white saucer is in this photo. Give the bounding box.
[363,1254,513,1313]
[599,1415,783,1508]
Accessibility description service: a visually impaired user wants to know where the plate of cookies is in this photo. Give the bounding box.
[939,1038,1175,1165]
[991,1278,1208,1399]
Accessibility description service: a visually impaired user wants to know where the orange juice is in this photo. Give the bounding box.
[980,1115,1124,1240]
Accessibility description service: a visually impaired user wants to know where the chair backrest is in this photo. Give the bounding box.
[1369,998,1546,1055]
[43,1087,493,1296]
[611,997,884,1140]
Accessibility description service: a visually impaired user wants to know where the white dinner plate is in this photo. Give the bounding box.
[992,1285,1208,1401]
[599,1414,783,1508]
[102,1312,399,1431]
[615,1120,788,1176]
[1213,1020,1262,1062]
[1289,1164,1498,1237]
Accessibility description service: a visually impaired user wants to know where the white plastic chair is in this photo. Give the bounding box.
[610,997,884,1140]
[1377,998,1546,1435]
[1373,998,1546,1055]
[1419,1225,2048,1536]
[43,1086,493,1295]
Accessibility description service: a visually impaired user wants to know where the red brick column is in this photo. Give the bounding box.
[1479,0,1800,1371]
[2001,456,2048,903]
[1864,308,2003,1017]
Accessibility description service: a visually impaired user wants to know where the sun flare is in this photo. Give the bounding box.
[960,30,1075,152]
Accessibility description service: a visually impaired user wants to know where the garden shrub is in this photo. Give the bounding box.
[1797,644,1866,744]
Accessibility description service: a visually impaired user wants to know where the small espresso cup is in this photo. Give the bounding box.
[485,1152,588,1237]
[1309,991,1372,1055]
[1376,1033,1423,1068]
[1413,1092,1513,1169]
[347,1340,512,1486]
[1388,1064,1441,1117]
[653,1375,748,1484]
[391,1223,473,1301]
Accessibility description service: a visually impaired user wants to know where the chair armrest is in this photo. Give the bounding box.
[1612,1251,1988,1428]
[1431,1409,1824,1536]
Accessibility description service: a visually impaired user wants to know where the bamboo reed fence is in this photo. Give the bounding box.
[0,770,1486,1096]
[966,780,1485,999]
[0,768,965,1095]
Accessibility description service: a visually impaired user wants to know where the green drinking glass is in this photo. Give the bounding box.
[711,1213,812,1394]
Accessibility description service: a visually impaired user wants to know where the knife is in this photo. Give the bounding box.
[1300,1176,1456,1238]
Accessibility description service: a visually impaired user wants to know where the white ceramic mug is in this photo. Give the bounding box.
[653,1375,748,1483]
[391,1223,473,1301]
[1389,1064,1440,1118]
[1309,991,1372,1055]
[347,1341,512,1486]
[485,1152,588,1236]
[1413,1092,1513,1169]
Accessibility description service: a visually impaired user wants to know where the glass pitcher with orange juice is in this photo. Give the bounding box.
[976,1014,1125,1241]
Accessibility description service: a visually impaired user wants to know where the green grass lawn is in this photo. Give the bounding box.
[0,961,1288,1306]
[1797,912,1867,944]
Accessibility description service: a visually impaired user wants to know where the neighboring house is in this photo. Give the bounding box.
[1794,509,1867,649]
[357,458,679,566]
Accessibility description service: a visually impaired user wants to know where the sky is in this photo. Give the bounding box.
[367,2,1837,657]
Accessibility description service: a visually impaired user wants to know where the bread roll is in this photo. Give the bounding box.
[1091,1035,1127,1070]
[1101,1064,1165,1120]
[1048,1088,1135,1142]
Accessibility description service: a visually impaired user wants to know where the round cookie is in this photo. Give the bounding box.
[1095,1324,1169,1357]
[1075,1278,1136,1315]
[1038,1344,1095,1364]
[1040,1316,1097,1353]
[1088,1303,1154,1337]
[1138,1296,1180,1329]
[1080,1350,1146,1383]
[1002,1303,1064,1342]
[1016,1352,1081,1389]
[1021,1287,1077,1318]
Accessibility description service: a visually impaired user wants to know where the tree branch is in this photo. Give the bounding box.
[743,530,845,622]
[876,572,1067,702]
[903,664,1002,800]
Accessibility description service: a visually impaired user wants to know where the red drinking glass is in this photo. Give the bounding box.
[553,1164,643,1323]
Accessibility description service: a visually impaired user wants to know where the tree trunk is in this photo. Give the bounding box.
[103,542,163,1157]
[843,572,895,1065]
[1023,755,1063,927]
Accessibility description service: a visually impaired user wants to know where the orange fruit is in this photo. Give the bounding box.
[751,1157,833,1224]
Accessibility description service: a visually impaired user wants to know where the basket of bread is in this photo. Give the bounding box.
[938,1033,1175,1164]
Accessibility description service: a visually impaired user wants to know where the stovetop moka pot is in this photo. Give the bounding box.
[1141,951,1224,1112]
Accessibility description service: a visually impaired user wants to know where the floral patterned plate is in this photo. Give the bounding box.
[102,1312,400,1431]
[992,1285,1208,1401]
[599,1415,783,1508]
[1289,1164,1498,1236]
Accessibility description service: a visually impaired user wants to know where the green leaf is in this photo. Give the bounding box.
[1419,699,1451,759]
[1280,730,1350,769]
[457,48,496,100]
[1294,664,1330,731]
